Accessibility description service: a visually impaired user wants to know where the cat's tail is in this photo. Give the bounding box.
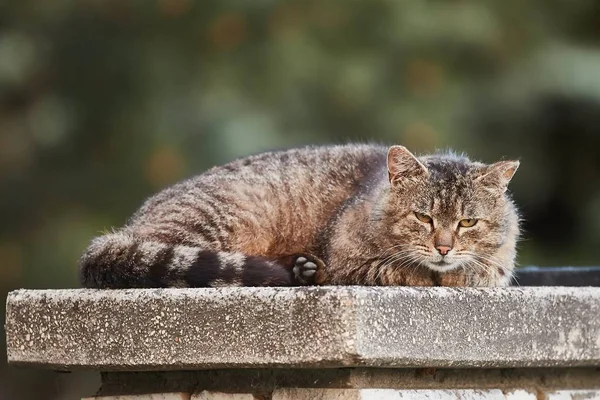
[79,231,294,288]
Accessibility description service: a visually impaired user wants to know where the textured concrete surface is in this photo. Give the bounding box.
[354,287,600,367]
[5,287,600,370]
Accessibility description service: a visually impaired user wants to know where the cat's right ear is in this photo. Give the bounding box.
[387,145,429,186]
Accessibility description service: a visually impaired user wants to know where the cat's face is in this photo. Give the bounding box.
[383,145,519,274]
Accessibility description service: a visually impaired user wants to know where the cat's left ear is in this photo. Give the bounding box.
[473,160,520,192]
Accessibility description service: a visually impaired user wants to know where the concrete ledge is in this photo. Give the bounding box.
[5,287,600,370]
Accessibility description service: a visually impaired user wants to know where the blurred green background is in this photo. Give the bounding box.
[1,0,600,398]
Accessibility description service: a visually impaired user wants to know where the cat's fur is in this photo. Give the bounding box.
[80,144,520,288]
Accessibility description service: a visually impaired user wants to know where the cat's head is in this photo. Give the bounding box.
[381,145,520,274]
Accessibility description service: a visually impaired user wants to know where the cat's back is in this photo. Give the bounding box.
[128,143,387,255]
[138,144,386,204]
[203,143,387,182]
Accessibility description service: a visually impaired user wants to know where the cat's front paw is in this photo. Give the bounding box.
[292,254,324,285]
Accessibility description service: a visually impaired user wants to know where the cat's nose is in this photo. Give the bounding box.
[435,245,452,256]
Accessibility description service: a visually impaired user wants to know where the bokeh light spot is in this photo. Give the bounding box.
[209,13,246,51]
[145,146,186,188]
[159,0,192,18]
[406,59,444,96]
[0,242,23,285]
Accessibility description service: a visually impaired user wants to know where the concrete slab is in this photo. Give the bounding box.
[5,287,600,370]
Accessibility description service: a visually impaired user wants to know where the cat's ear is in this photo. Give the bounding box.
[387,145,429,186]
[473,160,519,192]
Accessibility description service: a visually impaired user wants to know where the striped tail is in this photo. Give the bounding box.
[79,232,294,288]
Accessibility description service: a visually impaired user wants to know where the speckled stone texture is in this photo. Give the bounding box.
[5,287,600,370]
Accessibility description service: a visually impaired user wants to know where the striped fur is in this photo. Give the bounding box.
[80,232,294,288]
[79,144,520,288]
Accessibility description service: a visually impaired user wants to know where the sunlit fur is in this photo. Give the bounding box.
[325,146,520,287]
[80,143,520,288]
[401,153,517,279]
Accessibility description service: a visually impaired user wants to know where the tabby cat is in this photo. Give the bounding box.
[80,144,520,288]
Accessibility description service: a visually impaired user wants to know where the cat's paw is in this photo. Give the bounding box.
[292,254,323,285]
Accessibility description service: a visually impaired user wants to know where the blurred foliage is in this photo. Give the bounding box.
[1,1,600,399]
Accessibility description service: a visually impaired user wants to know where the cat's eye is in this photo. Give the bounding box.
[415,212,433,224]
[459,219,478,228]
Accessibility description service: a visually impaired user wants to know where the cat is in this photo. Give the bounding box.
[79,144,520,288]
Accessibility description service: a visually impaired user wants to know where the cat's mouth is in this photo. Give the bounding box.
[431,260,450,266]
[425,258,460,272]
[416,251,463,272]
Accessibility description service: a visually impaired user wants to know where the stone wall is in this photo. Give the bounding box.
[5,285,600,399]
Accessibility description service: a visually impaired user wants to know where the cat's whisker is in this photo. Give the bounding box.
[459,251,509,273]
[373,253,402,280]
[375,247,412,266]
[377,251,419,276]
[378,254,407,272]
[474,254,512,274]
[375,255,409,283]
[376,250,412,269]
[462,264,478,278]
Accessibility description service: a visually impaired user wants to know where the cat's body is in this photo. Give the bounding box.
[80,144,520,288]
